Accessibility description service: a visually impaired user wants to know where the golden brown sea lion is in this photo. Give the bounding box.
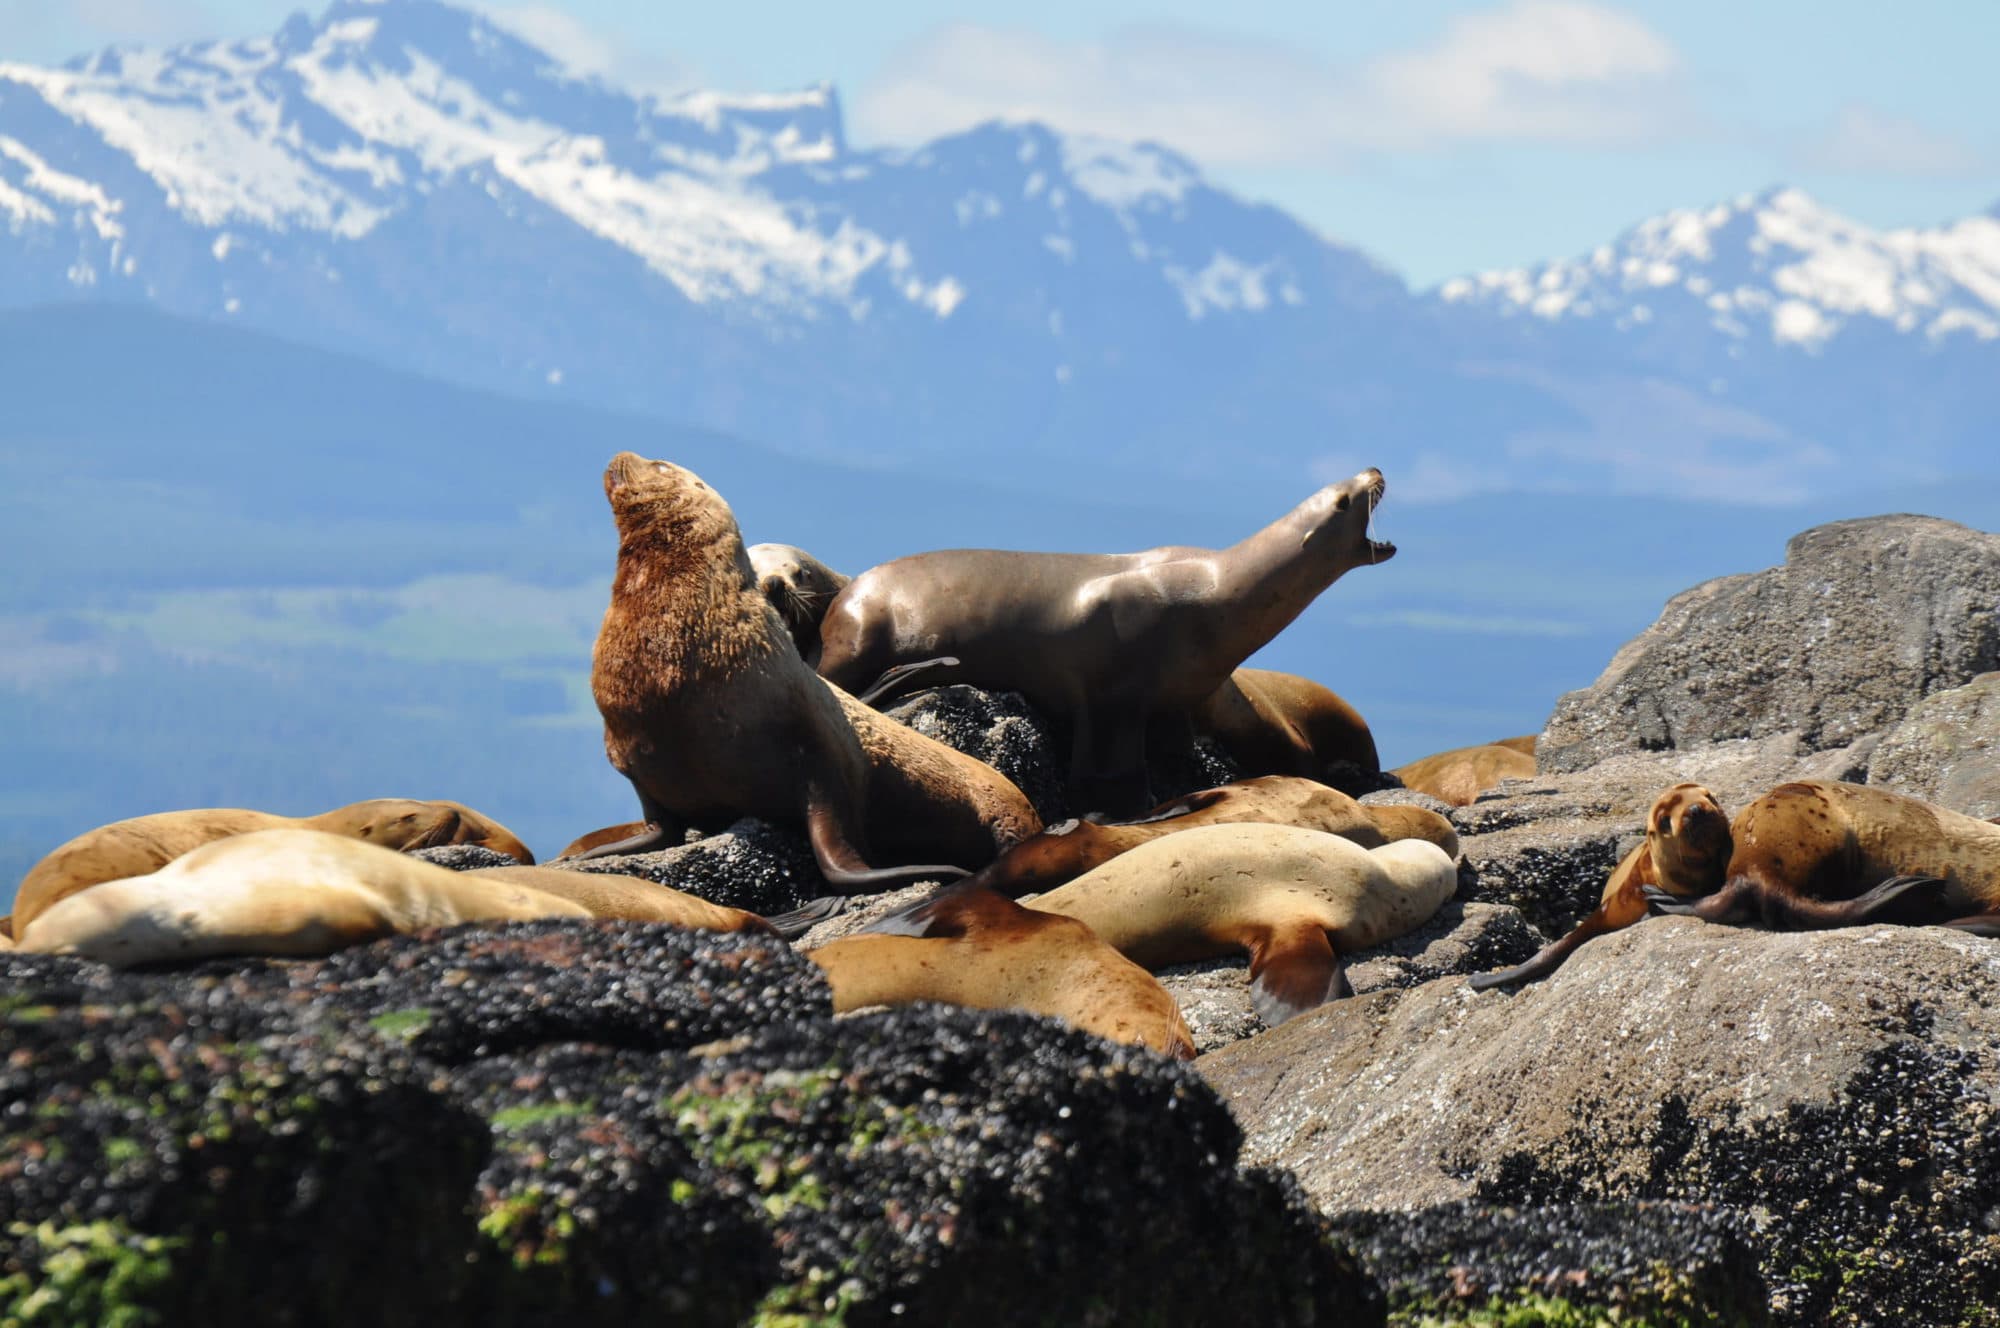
[15,829,591,967]
[940,775,1457,901]
[1468,782,1731,990]
[12,798,534,935]
[1192,668,1380,783]
[748,542,851,660]
[806,888,1196,1059]
[1392,742,1537,806]
[815,467,1395,815]
[1643,780,2000,933]
[468,865,778,936]
[1007,823,1458,1025]
[586,453,1038,887]
[1491,735,1539,756]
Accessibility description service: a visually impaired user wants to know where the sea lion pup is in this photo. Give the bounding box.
[1192,669,1381,785]
[12,798,534,935]
[1468,782,1731,991]
[948,775,1457,901]
[806,888,1196,1059]
[748,542,851,660]
[15,829,591,968]
[1009,823,1458,1026]
[1392,742,1537,807]
[1644,780,2000,934]
[586,452,1036,888]
[467,865,779,935]
[816,467,1396,815]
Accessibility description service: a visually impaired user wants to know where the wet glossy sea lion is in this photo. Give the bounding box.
[942,775,1458,901]
[15,829,592,967]
[467,865,779,936]
[1006,823,1458,1025]
[1468,782,1732,990]
[807,887,1196,1059]
[748,542,850,660]
[12,798,534,935]
[587,453,1037,888]
[816,468,1395,814]
[1392,742,1537,807]
[1644,780,2000,934]
[1192,668,1380,785]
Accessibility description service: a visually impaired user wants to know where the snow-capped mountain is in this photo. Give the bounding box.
[1,0,1994,505]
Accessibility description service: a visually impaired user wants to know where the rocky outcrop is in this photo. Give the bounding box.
[1201,917,2000,1326]
[0,923,1376,1326]
[1869,671,2000,820]
[1541,516,2000,772]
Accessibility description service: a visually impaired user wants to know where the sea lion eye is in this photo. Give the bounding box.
[1334,494,1351,512]
[1657,814,1673,832]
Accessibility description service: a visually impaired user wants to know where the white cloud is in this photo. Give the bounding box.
[1799,104,1988,179]
[477,4,701,98]
[854,1,1691,165]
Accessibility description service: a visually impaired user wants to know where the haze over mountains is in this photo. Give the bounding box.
[1,0,1996,895]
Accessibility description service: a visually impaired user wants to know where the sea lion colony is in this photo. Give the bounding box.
[10,453,1996,1052]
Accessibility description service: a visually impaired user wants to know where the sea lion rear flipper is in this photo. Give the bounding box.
[1246,922,1346,1026]
[572,822,676,860]
[765,896,848,939]
[1094,788,1230,828]
[1767,873,1948,928]
[855,656,962,707]
[803,798,971,893]
[1942,913,2000,938]
[861,885,1015,939]
[411,808,464,851]
[1471,886,1655,990]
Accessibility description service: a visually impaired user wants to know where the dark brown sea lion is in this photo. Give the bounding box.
[12,798,535,935]
[16,829,591,967]
[1192,668,1380,784]
[748,542,851,660]
[1392,742,1537,807]
[1644,780,2000,933]
[586,452,1037,889]
[807,887,1196,1058]
[815,467,1395,814]
[1469,782,1731,990]
[943,775,1458,901]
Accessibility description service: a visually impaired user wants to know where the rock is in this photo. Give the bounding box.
[1870,671,2000,819]
[1541,515,2000,773]
[1200,916,2000,1326]
[1358,787,1456,818]
[1328,1201,1770,1326]
[408,843,521,871]
[555,816,831,916]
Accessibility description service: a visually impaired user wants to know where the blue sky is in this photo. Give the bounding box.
[3,0,1994,286]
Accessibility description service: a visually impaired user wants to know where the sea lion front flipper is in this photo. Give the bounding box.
[765,896,848,939]
[572,821,678,860]
[854,656,962,707]
[1246,921,1346,1026]
[1093,788,1231,829]
[1941,913,2000,938]
[860,885,1015,939]
[1641,883,1696,916]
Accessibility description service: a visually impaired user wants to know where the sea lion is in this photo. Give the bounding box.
[1192,668,1380,786]
[12,798,535,935]
[944,775,1457,901]
[1644,780,2000,933]
[997,822,1458,1025]
[557,821,653,861]
[16,829,591,968]
[1392,742,1537,807]
[748,542,850,660]
[816,467,1395,814]
[806,888,1196,1059]
[1491,735,1539,756]
[1468,782,1732,990]
[467,865,779,936]
[586,452,1037,888]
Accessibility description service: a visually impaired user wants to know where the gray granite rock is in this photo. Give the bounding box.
[1870,671,2000,819]
[1541,515,2000,773]
[1200,916,2000,1326]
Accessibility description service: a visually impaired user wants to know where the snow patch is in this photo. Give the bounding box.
[1165,252,1282,319]
[1059,133,1195,213]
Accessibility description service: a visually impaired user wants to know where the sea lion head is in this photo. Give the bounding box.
[1301,467,1395,565]
[334,799,536,864]
[1646,782,1731,896]
[602,453,753,585]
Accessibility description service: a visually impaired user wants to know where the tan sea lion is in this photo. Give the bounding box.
[1192,668,1380,784]
[806,888,1196,1059]
[1644,780,2000,933]
[997,822,1458,1025]
[586,452,1038,887]
[942,775,1457,901]
[1392,742,1537,806]
[467,865,778,936]
[816,467,1395,815]
[1468,782,1732,990]
[15,829,591,968]
[1491,735,1539,756]
[13,798,535,935]
[748,542,851,660]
